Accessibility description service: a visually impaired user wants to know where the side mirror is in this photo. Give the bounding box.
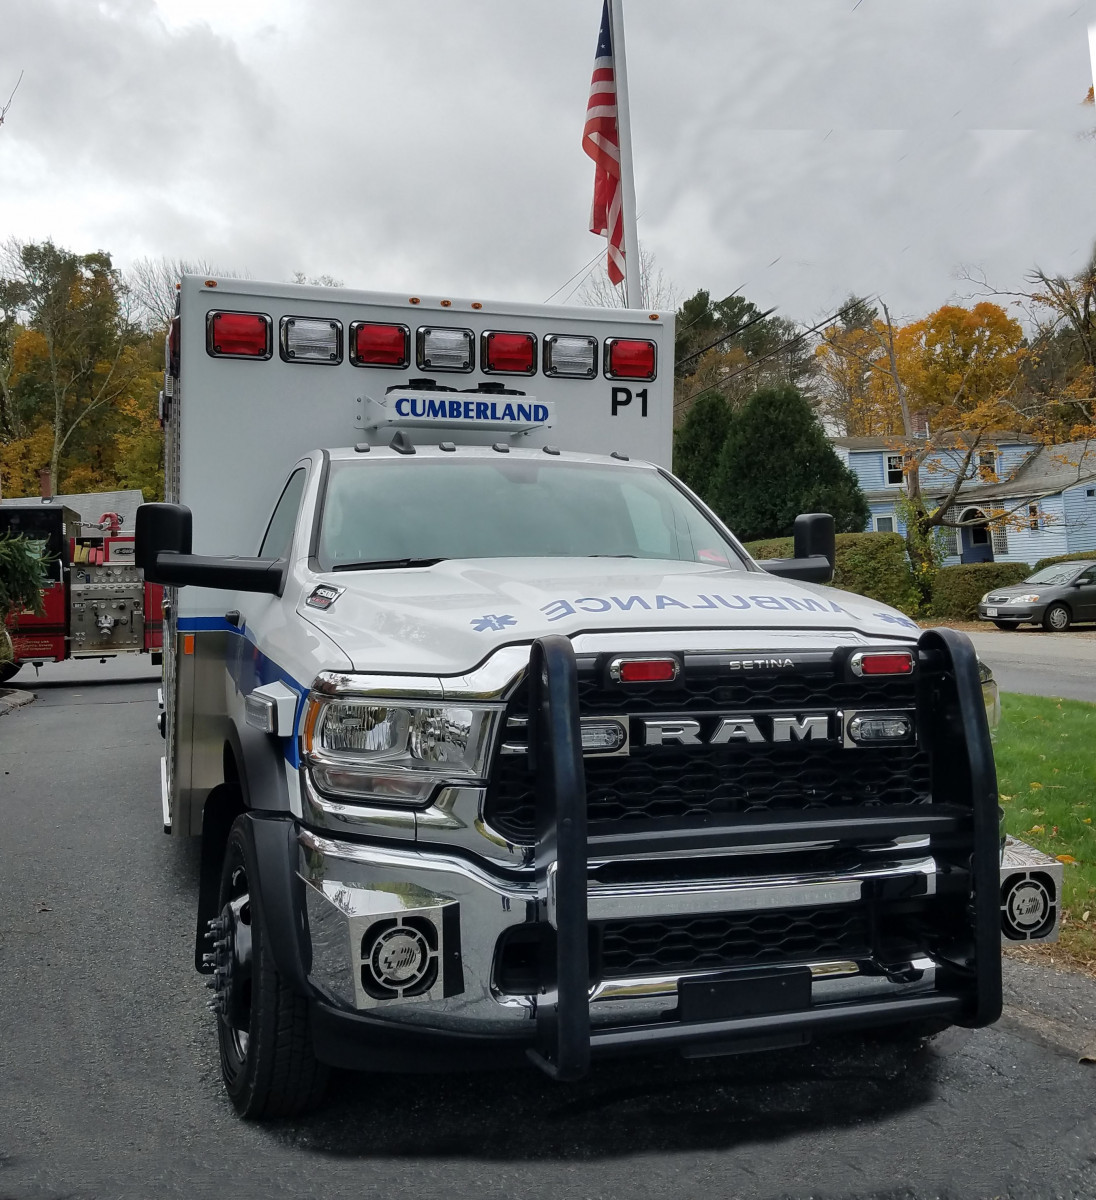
[757,513,835,584]
[135,503,192,573]
[135,502,286,595]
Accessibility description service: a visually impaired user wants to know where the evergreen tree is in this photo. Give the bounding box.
[672,391,733,501]
[709,386,869,541]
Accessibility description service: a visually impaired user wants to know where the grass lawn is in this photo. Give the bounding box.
[995,692,1096,973]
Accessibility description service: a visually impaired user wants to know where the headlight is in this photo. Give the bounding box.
[980,592,991,604]
[1010,594,1040,604]
[303,698,502,805]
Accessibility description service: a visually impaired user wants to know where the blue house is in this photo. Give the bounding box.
[831,435,1096,565]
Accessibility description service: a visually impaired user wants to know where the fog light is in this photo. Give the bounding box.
[581,719,627,754]
[847,714,913,743]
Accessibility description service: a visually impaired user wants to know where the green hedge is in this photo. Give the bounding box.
[1032,549,1096,573]
[928,562,1032,621]
[744,531,920,614]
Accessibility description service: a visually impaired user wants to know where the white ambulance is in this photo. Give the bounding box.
[138,275,1059,1118]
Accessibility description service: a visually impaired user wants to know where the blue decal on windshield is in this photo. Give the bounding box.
[471,613,517,633]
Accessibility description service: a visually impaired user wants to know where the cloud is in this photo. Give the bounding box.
[1,0,1094,324]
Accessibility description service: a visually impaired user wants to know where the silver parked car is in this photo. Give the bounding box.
[977,560,1096,631]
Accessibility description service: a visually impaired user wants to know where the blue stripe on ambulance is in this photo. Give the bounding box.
[177,617,308,767]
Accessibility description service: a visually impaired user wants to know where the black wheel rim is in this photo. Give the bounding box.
[210,864,254,1071]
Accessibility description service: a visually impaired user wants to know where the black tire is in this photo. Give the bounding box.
[992,621,1021,630]
[0,661,20,684]
[212,816,328,1118]
[1042,603,1071,633]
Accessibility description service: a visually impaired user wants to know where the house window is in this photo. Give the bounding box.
[991,522,1009,554]
[1087,488,1095,498]
[1028,504,1040,531]
[885,454,904,485]
[875,515,895,533]
[978,451,997,481]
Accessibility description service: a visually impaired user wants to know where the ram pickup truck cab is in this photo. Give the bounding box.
[138,276,1060,1118]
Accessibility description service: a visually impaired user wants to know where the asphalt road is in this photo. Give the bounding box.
[2,662,1095,1200]
[966,627,1096,703]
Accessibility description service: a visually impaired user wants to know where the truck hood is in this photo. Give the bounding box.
[299,557,919,675]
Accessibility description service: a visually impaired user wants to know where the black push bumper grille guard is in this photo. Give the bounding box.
[525,630,1003,1081]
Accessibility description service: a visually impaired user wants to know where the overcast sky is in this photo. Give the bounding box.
[2,0,1095,326]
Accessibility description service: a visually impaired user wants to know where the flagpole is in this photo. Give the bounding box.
[608,0,641,308]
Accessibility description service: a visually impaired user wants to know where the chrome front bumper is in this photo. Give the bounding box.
[299,828,947,1034]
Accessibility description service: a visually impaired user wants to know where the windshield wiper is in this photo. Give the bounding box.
[586,553,638,558]
[331,557,447,572]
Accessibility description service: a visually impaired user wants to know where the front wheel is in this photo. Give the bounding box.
[1042,603,1071,632]
[992,621,1021,631]
[208,816,328,1118]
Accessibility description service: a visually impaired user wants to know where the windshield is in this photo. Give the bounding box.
[317,458,748,571]
[1025,565,1084,586]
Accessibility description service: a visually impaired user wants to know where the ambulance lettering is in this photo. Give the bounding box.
[540,593,865,621]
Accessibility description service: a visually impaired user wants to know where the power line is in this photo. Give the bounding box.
[673,296,875,411]
[542,247,608,304]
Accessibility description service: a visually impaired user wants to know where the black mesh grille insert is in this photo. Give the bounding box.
[576,670,917,716]
[599,906,871,978]
[488,741,930,841]
[485,655,930,843]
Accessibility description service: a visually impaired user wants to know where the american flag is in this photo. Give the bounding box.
[582,1,625,285]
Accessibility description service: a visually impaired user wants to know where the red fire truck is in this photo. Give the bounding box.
[0,496,163,683]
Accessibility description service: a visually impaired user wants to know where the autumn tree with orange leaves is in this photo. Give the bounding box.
[818,299,1027,599]
[0,239,163,501]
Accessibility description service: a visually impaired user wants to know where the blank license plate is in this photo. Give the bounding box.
[679,966,812,1023]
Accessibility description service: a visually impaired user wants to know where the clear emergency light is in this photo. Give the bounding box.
[280,316,342,364]
[206,311,272,359]
[543,334,597,379]
[605,337,657,381]
[417,327,474,373]
[482,331,536,375]
[350,322,410,368]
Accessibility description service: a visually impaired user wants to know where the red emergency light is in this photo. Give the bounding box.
[605,338,657,381]
[851,650,915,677]
[482,331,536,375]
[350,321,410,368]
[206,311,272,359]
[610,657,679,683]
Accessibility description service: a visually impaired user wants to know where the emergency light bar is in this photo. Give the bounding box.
[358,389,554,434]
[280,316,342,364]
[543,334,597,379]
[206,311,272,359]
[418,327,474,372]
[350,322,410,368]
